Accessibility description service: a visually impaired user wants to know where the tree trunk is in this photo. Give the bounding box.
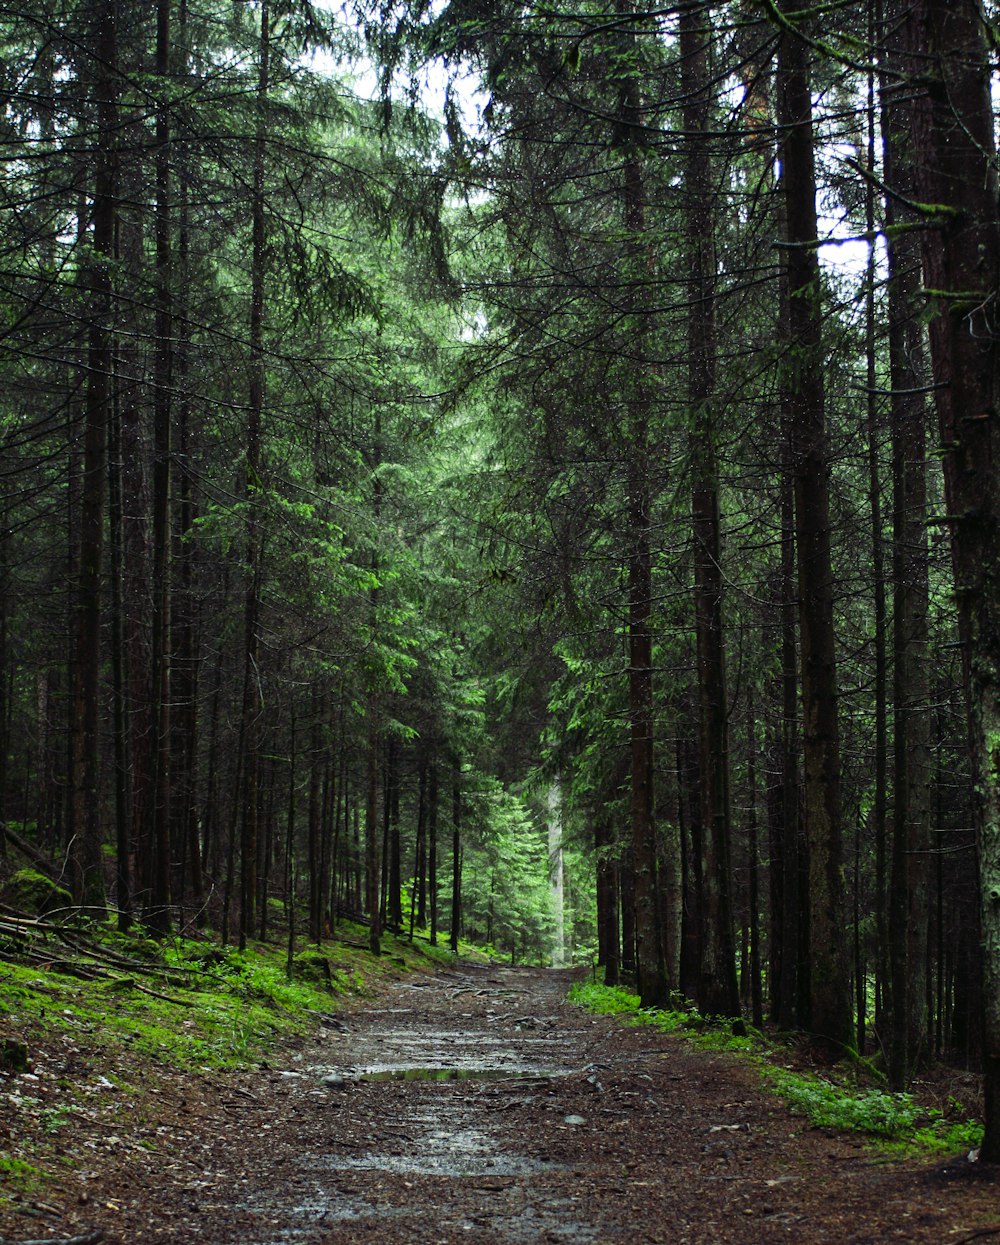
[107,345,131,930]
[682,2,739,1018]
[450,772,461,953]
[775,5,852,1054]
[388,737,402,930]
[238,0,271,951]
[902,0,1000,1154]
[70,0,117,911]
[864,5,889,1047]
[617,0,666,1009]
[146,0,173,935]
[746,692,764,1030]
[429,758,438,945]
[880,0,932,1088]
[547,780,565,967]
[596,816,620,985]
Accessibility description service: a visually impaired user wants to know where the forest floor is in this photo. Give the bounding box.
[2,962,1000,1244]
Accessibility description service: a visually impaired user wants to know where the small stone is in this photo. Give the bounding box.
[563,1115,586,1126]
[322,1073,348,1090]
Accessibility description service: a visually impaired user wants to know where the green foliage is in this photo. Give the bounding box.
[570,981,759,1051]
[765,1068,983,1154]
[459,777,556,963]
[568,980,643,1015]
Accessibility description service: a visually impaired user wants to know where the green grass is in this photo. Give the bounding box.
[567,981,761,1053]
[0,1153,46,1208]
[568,980,983,1157]
[0,917,468,1076]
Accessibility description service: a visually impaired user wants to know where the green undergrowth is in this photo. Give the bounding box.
[0,918,467,1074]
[568,981,983,1157]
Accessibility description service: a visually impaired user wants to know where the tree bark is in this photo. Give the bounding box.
[238,0,270,951]
[429,758,438,945]
[880,0,932,1088]
[682,2,739,1018]
[617,0,666,1010]
[450,772,461,953]
[902,0,1000,1154]
[775,5,852,1054]
[146,0,173,935]
[70,0,117,911]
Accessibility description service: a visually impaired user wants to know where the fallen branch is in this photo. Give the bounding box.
[955,1228,1000,1244]
[0,1231,104,1245]
[126,978,193,1007]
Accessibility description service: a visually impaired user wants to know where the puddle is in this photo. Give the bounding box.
[349,1065,564,1084]
[315,1151,552,1177]
[249,1192,409,1243]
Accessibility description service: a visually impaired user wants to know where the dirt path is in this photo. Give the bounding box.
[5,964,999,1243]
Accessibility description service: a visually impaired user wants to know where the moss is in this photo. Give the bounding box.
[2,868,72,916]
[291,950,335,986]
[0,1152,46,1201]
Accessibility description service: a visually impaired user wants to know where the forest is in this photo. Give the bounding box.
[3,0,1000,1170]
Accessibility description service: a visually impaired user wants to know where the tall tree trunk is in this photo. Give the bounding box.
[172,0,202,921]
[238,0,270,950]
[308,692,322,944]
[775,5,852,1054]
[617,0,666,1009]
[108,352,131,930]
[596,815,620,985]
[388,737,402,930]
[410,758,427,939]
[880,0,932,1089]
[746,691,764,1030]
[682,2,739,1018]
[147,0,173,934]
[365,406,382,956]
[864,4,889,1045]
[547,779,565,967]
[450,771,461,953]
[71,0,118,910]
[416,758,428,928]
[429,757,438,945]
[677,734,702,1000]
[365,712,380,951]
[901,0,1000,1154]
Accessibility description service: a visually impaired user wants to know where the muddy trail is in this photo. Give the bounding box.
[8,963,1000,1244]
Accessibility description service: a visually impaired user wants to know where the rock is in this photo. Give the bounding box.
[322,1072,348,1090]
[563,1115,586,1126]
